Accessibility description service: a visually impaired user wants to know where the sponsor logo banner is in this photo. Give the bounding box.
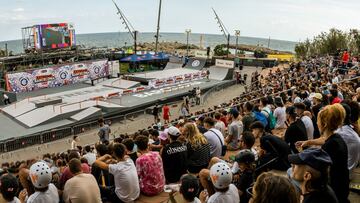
[6,60,108,93]
[215,59,235,68]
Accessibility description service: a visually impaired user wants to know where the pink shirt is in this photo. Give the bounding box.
[136,152,165,196]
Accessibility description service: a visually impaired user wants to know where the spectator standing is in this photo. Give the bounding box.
[162,104,171,124]
[152,104,160,124]
[2,93,10,105]
[196,87,201,105]
[98,118,111,145]
[71,135,80,150]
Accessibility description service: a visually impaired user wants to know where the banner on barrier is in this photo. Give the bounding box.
[6,60,109,93]
[148,70,207,89]
[215,59,235,68]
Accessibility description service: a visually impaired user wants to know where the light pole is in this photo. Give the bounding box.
[235,30,240,57]
[155,0,162,53]
[185,29,191,57]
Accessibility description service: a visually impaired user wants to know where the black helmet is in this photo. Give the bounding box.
[235,149,255,164]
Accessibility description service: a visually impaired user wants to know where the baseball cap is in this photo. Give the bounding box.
[288,148,332,171]
[227,108,239,118]
[159,131,168,141]
[312,93,323,101]
[167,126,181,137]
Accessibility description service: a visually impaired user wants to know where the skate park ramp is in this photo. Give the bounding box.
[164,62,183,70]
[208,66,234,80]
[208,59,235,81]
[185,58,206,70]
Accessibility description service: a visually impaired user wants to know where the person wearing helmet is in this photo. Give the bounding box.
[19,161,59,203]
[233,150,255,203]
[199,162,239,203]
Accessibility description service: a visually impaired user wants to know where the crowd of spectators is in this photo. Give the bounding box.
[1,57,360,203]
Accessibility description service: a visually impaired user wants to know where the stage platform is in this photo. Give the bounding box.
[0,76,231,140]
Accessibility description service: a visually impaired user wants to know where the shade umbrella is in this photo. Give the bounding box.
[120,54,146,62]
[156,52,169,60]
[142,52,161,61]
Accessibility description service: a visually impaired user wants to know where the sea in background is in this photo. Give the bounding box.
[0,32,297,54]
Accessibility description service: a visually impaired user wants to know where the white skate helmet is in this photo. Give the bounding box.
[210,162,233,189]
[29,161,52,189]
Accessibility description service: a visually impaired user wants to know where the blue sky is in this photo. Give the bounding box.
[0,0,359,42]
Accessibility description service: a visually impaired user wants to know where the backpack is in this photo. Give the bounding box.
[253,111,268,128]
[263,109,276,130]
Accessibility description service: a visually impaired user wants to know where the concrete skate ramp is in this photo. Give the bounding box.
[185,58,206,70]
[208,66,234,81]
[164,62,183,70]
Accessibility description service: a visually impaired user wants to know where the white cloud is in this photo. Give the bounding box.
[13,8,24,12]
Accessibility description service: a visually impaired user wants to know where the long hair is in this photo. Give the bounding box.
[252,172,300,203]
[183,123,208,149]
[317,103,345,135]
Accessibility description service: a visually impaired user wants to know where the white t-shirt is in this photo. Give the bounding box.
[83,152,97,165]
[335,125,360,171]
[204,128,224,158]
[4,94,8,99]
[274,107,286,129]
[26,183,59,203]
[8,197,21,203]
[301,116,314,140]
[190,197,201,203]
[214,121,226,137]
[109,158,140,202]
[71,141,78,150]
[207,184,239,203]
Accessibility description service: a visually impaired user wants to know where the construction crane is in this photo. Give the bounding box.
[112,0,138,53]
[212,8,231,57]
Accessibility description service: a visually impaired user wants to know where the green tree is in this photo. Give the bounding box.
[295,28,359,59]
[213,44,230,56]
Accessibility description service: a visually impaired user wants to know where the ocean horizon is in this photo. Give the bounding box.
[0,32,297,54]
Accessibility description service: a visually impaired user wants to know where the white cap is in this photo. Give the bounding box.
[210,162,233,189]
[29,161,52,189]
[167,126,181,137]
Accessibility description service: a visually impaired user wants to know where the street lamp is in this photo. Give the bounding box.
[185,29,191,57]
[235,30,240,57]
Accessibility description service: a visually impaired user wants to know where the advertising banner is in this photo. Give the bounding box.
[215,59,235,68]
[6,60,108,93]
[148,70,207,89]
